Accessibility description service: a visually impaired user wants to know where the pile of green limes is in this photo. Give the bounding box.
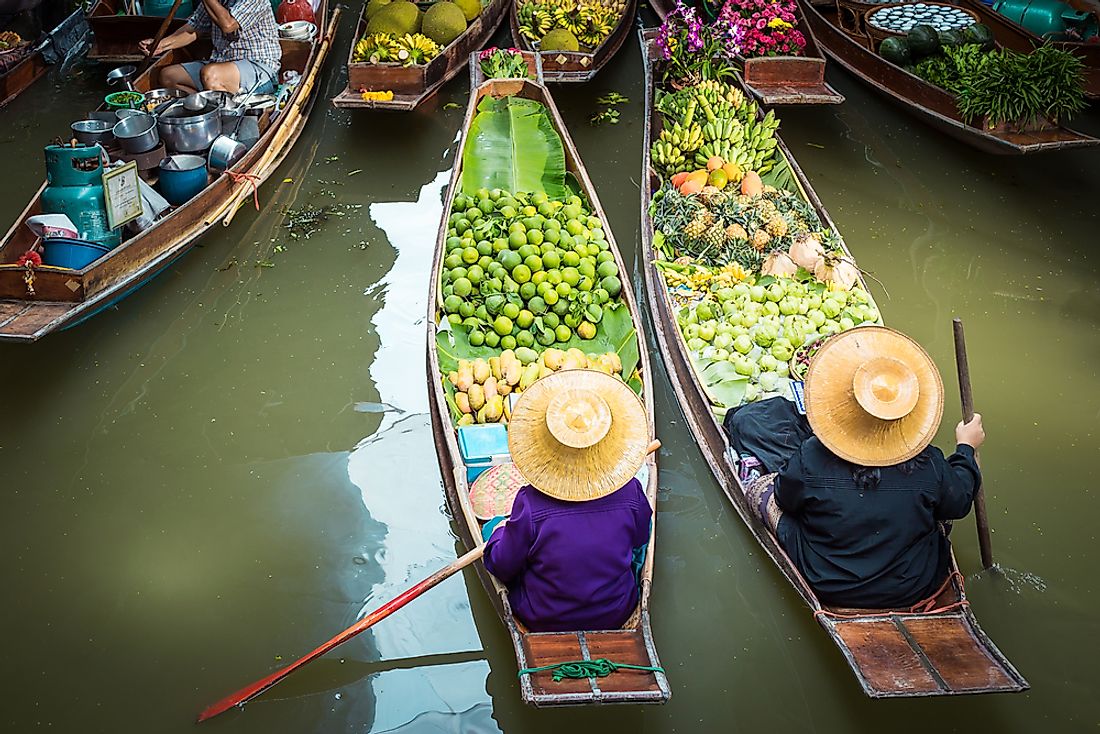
[440,187,623,350]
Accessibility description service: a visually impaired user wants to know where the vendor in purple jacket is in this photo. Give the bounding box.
[481,369,654,633]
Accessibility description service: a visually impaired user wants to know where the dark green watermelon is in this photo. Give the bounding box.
[938,28,966,48]
[963,23,995,51]
[879,36,912,66]
[907,24,941,58]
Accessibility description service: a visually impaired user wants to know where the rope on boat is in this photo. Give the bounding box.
[813,571,969,621]
[517,658,665,682]
[227,171,262,211]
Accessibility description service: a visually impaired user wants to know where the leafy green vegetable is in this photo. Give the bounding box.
[461,96,568,199]
[689,353,748,410]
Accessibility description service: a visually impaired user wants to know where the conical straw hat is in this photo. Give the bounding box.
[508,369,649,501]
[804,326,944,467]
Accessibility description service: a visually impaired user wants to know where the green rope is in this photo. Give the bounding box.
[517,658,665,682]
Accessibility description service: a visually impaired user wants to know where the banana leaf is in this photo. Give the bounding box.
[688,352,749,410]
[435,304,642,395]
[461,96,568,199]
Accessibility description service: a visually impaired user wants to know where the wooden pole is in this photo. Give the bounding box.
[952,318,995,569]
[197,545,484,723]
[138,0,184,76]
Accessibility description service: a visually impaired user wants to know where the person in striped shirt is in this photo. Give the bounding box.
[140,0,282,94]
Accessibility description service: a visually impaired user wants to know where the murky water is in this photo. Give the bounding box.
[1,14,1098,733]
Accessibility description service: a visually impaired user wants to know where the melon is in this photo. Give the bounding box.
[878,36,912,66]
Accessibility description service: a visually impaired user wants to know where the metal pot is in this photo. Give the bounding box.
[113,112,160,154]
[143,87,187,112]
[208,135,248,173]
[157,105,222,153]
[71,119,115,147]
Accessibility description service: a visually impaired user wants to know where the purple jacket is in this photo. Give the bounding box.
[483,479,652,632]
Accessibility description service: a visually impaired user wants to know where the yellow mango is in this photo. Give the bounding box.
[468,383,485,411]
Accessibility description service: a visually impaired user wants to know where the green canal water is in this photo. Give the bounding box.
[1,16,1098,733]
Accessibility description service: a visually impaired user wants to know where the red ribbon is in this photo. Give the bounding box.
[228,171,262,211]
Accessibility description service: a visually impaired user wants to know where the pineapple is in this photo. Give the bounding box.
[683,210,715,240]
[765,216,789,238]
[725,223,749,242]
[751,229,771,251]
[701,222,726,250]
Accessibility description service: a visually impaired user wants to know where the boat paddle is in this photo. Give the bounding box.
[137,0,184,76]
[952,318,995,570]
[196,545,485,722]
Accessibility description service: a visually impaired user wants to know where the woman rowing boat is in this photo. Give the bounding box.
[729,326,985,609]
[481,369,652,632]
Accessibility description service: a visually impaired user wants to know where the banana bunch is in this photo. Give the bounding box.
[518,3,554,40]
[353,33,402,63]
[659,121,703,153]
[448,348,624,426]
[736,108,780,171]
[650,140,689,177]
[0,30,22,50]
[660,265,713,291]
[701,118,744,145]
[395,34,441,66]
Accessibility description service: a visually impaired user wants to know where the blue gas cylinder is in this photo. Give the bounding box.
[40,144,121,249]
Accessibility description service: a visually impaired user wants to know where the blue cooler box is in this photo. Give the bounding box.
[457,423,510,484]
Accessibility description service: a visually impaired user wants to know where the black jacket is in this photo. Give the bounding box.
[776,438,981,608]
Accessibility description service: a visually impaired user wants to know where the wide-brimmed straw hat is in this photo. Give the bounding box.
[508,369,648,501]
[805,326,944,467]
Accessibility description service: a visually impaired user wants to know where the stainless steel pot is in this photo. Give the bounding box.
[158,105,222,153]
[71,119,115,147]
[112,112,160,154]
[143,87,187,112]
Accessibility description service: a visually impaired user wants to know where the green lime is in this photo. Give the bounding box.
[565,219,584,236]
[499,250,522,270]
[475,188,490,200]
[468,329,486,347]
[450,266,468,281]
[536,281,554,297]
[517,245,536,260]
[517,309,534,329]
[475,304,489,321]
[479,198,495,213]
[593,288,610,304]
[578,261,596,279]
[455,218,472,234]
[462,247,479,265]
[453,278,473,297]
[499,205,517,219]
[512,264,532,284]
[448,313,463,325]
[597,251,614,264]
[466,207,483,222]
[493,315,514,336]
[466,265,484,284]
[484,331,500,348]
[524,255,543,272]
[459,301,475,319]
[601,275,622,297]
[546,269,563,285]
[527,229,544,246]
[519,282,537,301]
[500,335,517,350]
[542,251,561,269]
[489,188,503,201]
[508,230,527,249]
[598,261,618,278]
[528,297,547,316]
[453,194,470,211]
[543,311,560,329]
[544,228,561,245]
[477,255,493,271]
[563,251,580,267]
[444,253,463,270]
[562,267,580,286]
[552,299,570,316]
[531,271,547,286]
[591,227,606,242]
[446,236,463,252]
[508,221,526,234]
[516,330,535,348]
[538,201,555,218]
[444,294,463,313]
[493,237,509,253]
[476,240,492,256]
[502,302,520,320]
[555,282,572,298]
[578,276,595,292]
[543,288,559,306]
[554,324,572,342]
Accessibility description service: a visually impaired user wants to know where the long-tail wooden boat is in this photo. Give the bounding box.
[648,0,844,105]
[86,0,186,63]
[1,5,87,108]
[425,51,670,706]
[798,0,1100,153]
[331,0,508,110]
[637,28,1028,698]
[956,0,1100,98]
[0,36,48,107]
[508,0,636,82]
[0,3,339,343]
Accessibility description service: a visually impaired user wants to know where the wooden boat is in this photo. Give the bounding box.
[648,0,844,105]
[86,0,186,63]
[637,28,1029,698]
[425,51,671,706]
[0,36,48,108]
[798,0,1100,153]
[331,0,508,111]
[956,0,1100,98]
[508,0,636,82]
[1,5,87,108]
[0,3,339,343]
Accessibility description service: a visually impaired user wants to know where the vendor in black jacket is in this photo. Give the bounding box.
[738,326,985,609]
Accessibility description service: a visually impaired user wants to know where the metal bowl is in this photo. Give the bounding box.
[143,87,187,112]
[71,119,115,147]
[158,105,222,153]
[113,112,160,154]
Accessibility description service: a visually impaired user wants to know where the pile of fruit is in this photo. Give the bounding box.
[0,30,24,51]
[877,21,993,68]
[441,188,623,349]
[354,0,484,64]
[448,347,624,425]
[517,0,627,52]
[650,80,780,178]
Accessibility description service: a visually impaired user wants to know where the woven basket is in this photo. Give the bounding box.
[863,2,979,45]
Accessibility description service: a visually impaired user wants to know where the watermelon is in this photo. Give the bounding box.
[963,23,995,51]
[906,24,941,58]
[938,28,966,47]
[879,36,912,66]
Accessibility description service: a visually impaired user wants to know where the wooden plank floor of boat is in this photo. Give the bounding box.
[0,300,69,340]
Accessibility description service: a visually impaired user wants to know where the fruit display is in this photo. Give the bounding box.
[649,80,780,178]
[354,0,484,65]
[516,0,627,52]
[441,187,623,349]
[448,347,624,425]
[0,31,24,50]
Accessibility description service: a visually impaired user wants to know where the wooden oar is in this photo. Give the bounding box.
[197,545,484,723]
[138,0,184,77]
[952,318,994,570]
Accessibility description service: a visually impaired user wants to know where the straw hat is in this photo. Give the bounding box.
[507,369,649,501]
[804,326,944,467]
